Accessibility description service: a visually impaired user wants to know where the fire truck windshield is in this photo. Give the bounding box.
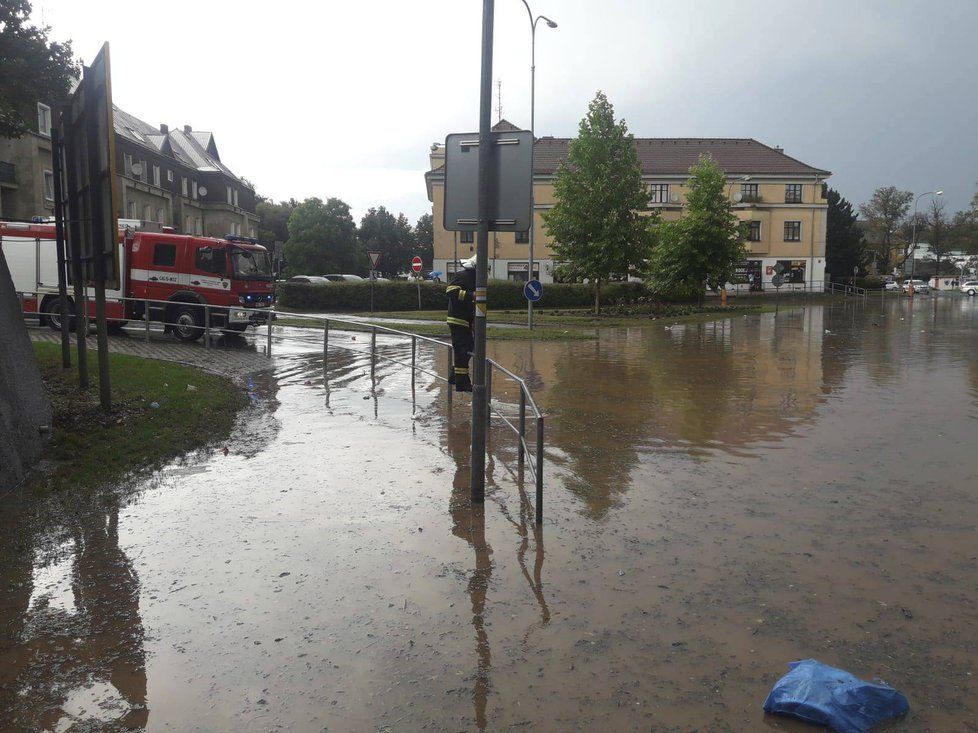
[230,248,272,280]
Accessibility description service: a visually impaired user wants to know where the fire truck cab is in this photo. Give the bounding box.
[1,219,275,342]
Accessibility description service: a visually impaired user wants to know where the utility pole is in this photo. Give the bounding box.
[470,0,494,504]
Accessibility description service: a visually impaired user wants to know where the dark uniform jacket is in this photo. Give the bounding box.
[446,267,477,327]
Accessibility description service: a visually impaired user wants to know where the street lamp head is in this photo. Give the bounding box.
[541,16,557,28]
[935,190,943,196]
[741,175,751,181]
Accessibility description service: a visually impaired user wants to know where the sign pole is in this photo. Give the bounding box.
[470,0,494,504]
[51,126,71,368]
[367,250,382,313]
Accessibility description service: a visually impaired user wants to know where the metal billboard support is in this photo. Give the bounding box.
[50,127,71,368]
[61,106,88,389]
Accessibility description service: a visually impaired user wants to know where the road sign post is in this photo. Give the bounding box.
[367,251,381,313]
[772,271,784,316]
[412,256,423,310]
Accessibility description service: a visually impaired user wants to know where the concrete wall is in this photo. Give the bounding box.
[0,252,51,491]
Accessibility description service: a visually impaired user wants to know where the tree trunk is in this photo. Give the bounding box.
[594,280,601,314]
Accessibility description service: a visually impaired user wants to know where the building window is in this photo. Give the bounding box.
[249,227,257,238]
[181,177,188,197]
[649,183,669,204]
[226,185,233,204]
[460,231,474,244]
[153,243,177,267]
[515,230,529,244]
[166,169,174,183]
[747,220,761,242]
[140,160,148,183]
[127,201,136,219]
[784,221,801,241]
[776,259,807,283]
[124,153,133,177]
[741,183,759,202]
[37,103,52,137]
[143,204,152,221]
[184,215,191,233]
[42,170,55,201]
[191,180,198,200]
[153,165,161,187]
[232,189,239,207]
[194,217,202,235]
[156,207,165,225]
[785,184,803,204]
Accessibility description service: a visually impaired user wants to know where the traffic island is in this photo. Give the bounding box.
[29,342,248,492]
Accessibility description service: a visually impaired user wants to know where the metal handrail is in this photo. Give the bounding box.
[18,288,545,521]
[485,356,545,524]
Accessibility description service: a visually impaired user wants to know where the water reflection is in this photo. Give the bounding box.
[444,416,493,731]
[0,497,148,731]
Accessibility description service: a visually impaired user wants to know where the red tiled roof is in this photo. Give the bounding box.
[533,137,830,177]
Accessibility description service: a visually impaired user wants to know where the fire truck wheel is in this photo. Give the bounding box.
[171,304,204,342]
[45,296,75,332]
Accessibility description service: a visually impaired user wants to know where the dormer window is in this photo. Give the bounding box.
[37,103,52,137]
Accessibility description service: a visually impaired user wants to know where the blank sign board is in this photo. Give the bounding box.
[443,130,533,233]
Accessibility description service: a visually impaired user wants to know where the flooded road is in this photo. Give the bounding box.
[2,296,977,731]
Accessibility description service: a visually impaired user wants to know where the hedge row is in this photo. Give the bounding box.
[276,279,650,312]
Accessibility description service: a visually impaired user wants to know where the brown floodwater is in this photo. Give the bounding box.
[2,296,977,732]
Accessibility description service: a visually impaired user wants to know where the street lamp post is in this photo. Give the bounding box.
[910,190,942,280]
[521,0,557,329]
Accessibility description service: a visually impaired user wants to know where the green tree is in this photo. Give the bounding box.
[256,199,297,247]
[859,186,912,272]
[925,197,952,274]
[643,155,745,301]
[0,0,79,137]
[283,197,360,276]
[824,187,868,280]
[413,212,434,266]
[949,209,978,256]
[543,91,653,312]
[358,206,417,278]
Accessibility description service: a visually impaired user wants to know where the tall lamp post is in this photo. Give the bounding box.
[910,190,942,280]
[521,0,557,329]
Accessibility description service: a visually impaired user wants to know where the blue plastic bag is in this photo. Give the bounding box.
[763,659,909,732]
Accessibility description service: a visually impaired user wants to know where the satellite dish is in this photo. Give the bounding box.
[130,162,143,177]
[670,193,680,203]
[733,192,743,203]
[198,186,208,196]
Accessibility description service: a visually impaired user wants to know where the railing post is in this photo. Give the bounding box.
[411,335,417,390]
[485,365,492,427]
[144,299,151,341]
[204,305,211,348]
[446,348,453,406]
[323,319,329,366]
[518,390,526,467]
[266,313,272,357]
[535,415,544,526]
[370,326,377,379]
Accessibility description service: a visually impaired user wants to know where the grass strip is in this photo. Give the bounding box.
[31,341,248,492]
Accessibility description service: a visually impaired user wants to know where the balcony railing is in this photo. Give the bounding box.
[0,161,16,186]
[739,194,762,204]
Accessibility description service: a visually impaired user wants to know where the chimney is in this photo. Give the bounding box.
[159,123,169,134]
[774,145,783,152]
[184,125,192,133]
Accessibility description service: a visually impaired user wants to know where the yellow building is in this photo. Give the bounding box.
[425,120,831,290]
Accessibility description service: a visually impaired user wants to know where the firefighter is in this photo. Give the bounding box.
[446,254,477,392]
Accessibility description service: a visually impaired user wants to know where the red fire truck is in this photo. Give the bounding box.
[1,219,274,341]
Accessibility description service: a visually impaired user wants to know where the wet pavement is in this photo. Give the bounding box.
[3,296,978,732]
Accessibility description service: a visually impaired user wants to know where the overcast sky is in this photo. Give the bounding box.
[35,0,978,222]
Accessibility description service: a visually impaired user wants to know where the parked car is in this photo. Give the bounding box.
[288,275,330,285]
[960,280,978,296]
[884,281,901,291]
[324,274,363,282]
[902,279,930,293]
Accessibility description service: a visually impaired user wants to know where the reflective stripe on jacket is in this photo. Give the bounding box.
[446,267,476,326]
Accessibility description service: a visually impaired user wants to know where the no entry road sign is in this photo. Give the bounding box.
[524,279,542,302]
[368,250,382,268]
[411,256,423,273]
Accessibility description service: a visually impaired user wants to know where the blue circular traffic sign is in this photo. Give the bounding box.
[523,279,543,302]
